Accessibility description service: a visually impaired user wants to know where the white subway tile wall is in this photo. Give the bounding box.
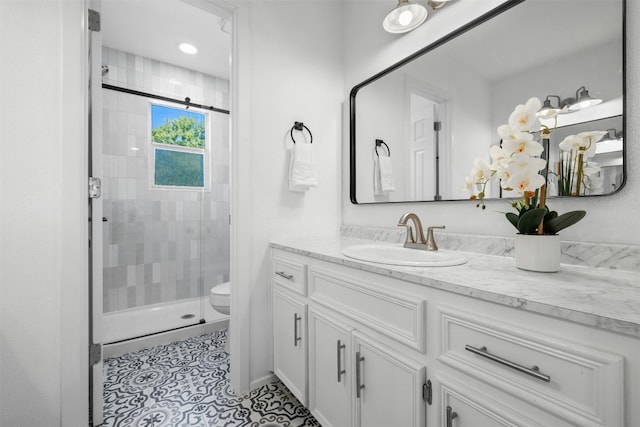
[101,46,230,312]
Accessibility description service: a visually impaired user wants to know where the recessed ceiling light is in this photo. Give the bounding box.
[179,43,198,55]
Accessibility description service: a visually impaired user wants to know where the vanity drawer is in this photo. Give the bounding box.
[272,251,307,296]
[308,265,425,352]
[438,306,624,427]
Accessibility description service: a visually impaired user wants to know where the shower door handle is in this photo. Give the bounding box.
[293,313,302,347]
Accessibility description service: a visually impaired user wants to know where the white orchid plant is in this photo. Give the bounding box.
[557,130,607,196]
[466,97,592,236]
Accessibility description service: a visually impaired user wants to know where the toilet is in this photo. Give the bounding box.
[210,282,231,352]
[209,281,230,315]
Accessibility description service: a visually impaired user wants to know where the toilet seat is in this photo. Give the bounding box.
[210,282,230,313]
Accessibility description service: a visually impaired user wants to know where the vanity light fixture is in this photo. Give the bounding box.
[383,0,429,34]
[538,86,604,116]
[537,95,563,119]
[556,85,603,111]
[568,85,603,111]
[178,42,198,55]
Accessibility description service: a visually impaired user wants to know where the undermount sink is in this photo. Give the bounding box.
[341,244,468,267]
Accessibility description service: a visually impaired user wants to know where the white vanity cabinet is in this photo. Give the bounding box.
[308,307,353,427]
[271,252,308,405]
[272,248,427,427]
[273,288,307,405]
[308,306,426,427]
[352,332,426,427]
[270,244,638,427]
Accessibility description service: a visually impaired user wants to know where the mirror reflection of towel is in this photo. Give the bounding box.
[374,155,395,195]
[289,142,318,192]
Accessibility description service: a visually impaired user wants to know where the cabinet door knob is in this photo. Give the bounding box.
[446,405,458,427]
[337,340,346,382]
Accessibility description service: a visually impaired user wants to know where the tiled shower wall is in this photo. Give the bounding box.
[101,46,230,313]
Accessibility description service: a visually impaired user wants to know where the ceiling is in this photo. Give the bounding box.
[101,0,231,80]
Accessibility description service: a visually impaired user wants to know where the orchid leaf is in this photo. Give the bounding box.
[544,210,558,223]
[545,210,586,234]
[517,208,547,234]
[506,212,520,230]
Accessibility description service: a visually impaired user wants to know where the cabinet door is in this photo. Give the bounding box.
[273,288,307,405]
[354,333,426,427]
[439,378,573,427]
[309,307,353,427]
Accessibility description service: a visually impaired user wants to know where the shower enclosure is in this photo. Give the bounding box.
[98,46,230,343]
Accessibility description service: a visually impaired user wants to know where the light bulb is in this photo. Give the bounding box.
[179,43,198,55]
[398,10,413,26]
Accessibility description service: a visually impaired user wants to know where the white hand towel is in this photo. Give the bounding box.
[289,142,318,192]
[376,155,395,193]
[373,157,382,195]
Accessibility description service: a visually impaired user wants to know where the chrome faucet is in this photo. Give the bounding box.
[397,212,445,251]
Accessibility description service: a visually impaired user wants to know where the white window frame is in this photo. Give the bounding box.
[148,100,211,191]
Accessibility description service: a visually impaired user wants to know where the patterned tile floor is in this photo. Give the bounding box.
[103,330,319,427]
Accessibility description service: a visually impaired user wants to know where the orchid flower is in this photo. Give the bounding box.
[505,169,546,195]
[559,131,607,159]
[507,97,541,132]
[470,158,492,184]
[502,132,544,157]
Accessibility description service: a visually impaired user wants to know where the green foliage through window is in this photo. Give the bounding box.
[154,149,204,187]
[151,105,205,149]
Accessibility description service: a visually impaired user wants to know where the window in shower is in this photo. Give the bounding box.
[150,103,209,189]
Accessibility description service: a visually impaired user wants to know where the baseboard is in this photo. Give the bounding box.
[104,318,229,359]
[250,373,277,391]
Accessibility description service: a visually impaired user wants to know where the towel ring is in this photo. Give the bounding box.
[290,121,313,144]
[375,139,390,157]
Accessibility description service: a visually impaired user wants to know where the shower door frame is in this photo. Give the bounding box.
[87,3,104,425]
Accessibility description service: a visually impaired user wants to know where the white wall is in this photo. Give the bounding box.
[229,0,343,392]
[0,1,88,426]
[343,0,640,245]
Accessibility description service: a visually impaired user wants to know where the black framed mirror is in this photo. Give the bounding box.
[350,0,626,204]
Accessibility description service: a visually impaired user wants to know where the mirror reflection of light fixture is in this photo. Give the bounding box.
[383,0,428,33]
[537,95,562,118]
[596,128,624,154]
[570,86,603,111]
[558,85,603,111]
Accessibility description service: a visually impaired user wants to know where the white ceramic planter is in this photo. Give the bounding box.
[514,234,561,272]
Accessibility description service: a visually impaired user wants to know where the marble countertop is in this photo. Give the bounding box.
[270,237,640,339]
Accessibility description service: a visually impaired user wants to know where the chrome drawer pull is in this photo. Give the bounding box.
[293,313,302,346]
[465,344,551,382]
[276,271,294,280]
[337,340,346,382]
[355,352,365,398]
[446,406,457,427]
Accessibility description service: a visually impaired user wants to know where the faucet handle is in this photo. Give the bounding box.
[426,226,445,251]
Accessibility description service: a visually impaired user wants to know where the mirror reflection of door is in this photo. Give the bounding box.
[408,87,447,201]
